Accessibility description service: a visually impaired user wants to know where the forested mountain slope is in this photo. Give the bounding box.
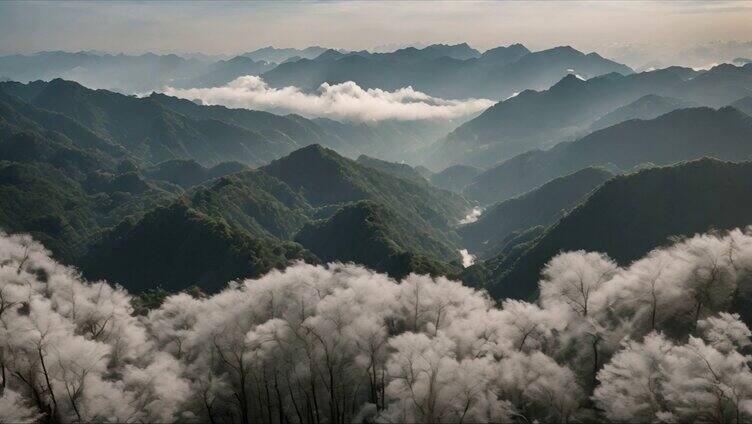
[481,158,752,300]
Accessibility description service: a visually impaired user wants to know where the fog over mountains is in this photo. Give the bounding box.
[4,32,752,423]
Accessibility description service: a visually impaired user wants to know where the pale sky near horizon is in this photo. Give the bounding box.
[2,1,752,67]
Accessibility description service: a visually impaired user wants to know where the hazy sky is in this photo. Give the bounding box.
[2,1,752,66]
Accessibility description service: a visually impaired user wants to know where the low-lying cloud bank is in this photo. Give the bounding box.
[162,76,495,122]
[4,228,752,422]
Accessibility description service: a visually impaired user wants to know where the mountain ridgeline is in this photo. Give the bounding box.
[0,79,473,292]
[0,43,632,100]
[2,45,752,312]
[0,78,456,167]
[464,104,752,206]
[460,167,613,258]
[479,158,752,300]
[427,63,752,169]
[263,44,631,100]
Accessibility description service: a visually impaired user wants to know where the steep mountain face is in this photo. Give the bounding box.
[0,161,101,261]
[309,118,459,164]
[427,69,688,169]
[0,90,127,174]
[0,90,185,260]
[589,94,697,131]
[483,159,752,300]
[464,106,752,205]
[295,200,461,278]
[0,89,319,291]
[356,155,427,182]
[261,145,470,232]
[79,202,315,292]
[429,64,752,169]
[428,164,482,192]
[188,170,312,240]
[261,44,632,100]
[149,92,455,165]
[460,167,613,258]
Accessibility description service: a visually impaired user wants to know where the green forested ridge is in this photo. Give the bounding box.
[483,158,752,300]
[3,74,752,301]
[80,202,317,292]
[262,144,470,241]
[429,164,482,192]
[465,105,752,205]
[142,158,248,188]
[295,200,462,278]
[460,167,613,258]
[188,169,313,240]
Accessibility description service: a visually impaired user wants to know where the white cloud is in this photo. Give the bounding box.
[459,248,476,267]
[459,206,482,224]
[162,76,494,122]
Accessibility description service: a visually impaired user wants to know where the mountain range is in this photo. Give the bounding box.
[426,63,752,169]
[262,44,631,100]
[241,46,333,63]
[0,43,631,100]
[462,105,752,205]
[2,46,752,307]
[0,78,454,167]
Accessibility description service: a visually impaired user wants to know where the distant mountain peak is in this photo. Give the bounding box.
[546,45,582,55]
[314,49,348,61]
[552,72,587,88]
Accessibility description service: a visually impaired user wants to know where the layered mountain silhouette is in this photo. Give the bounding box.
[428,64,752,169]
[0,81,474,292]
[0,79,453,167]
[589,94,697,131]
[80,202,315,292]
[0,51,211,92]
[428,164,482,193]
[356,154,427,182]
[242,46,332,63]
[480,159,752,300]
[0,44,631,99]
[460,167,613,258]
[262,44,631,100]
[731,96,752,116]
[464,105,752,205]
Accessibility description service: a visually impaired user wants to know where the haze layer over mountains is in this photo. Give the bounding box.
[4,37,752,423]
